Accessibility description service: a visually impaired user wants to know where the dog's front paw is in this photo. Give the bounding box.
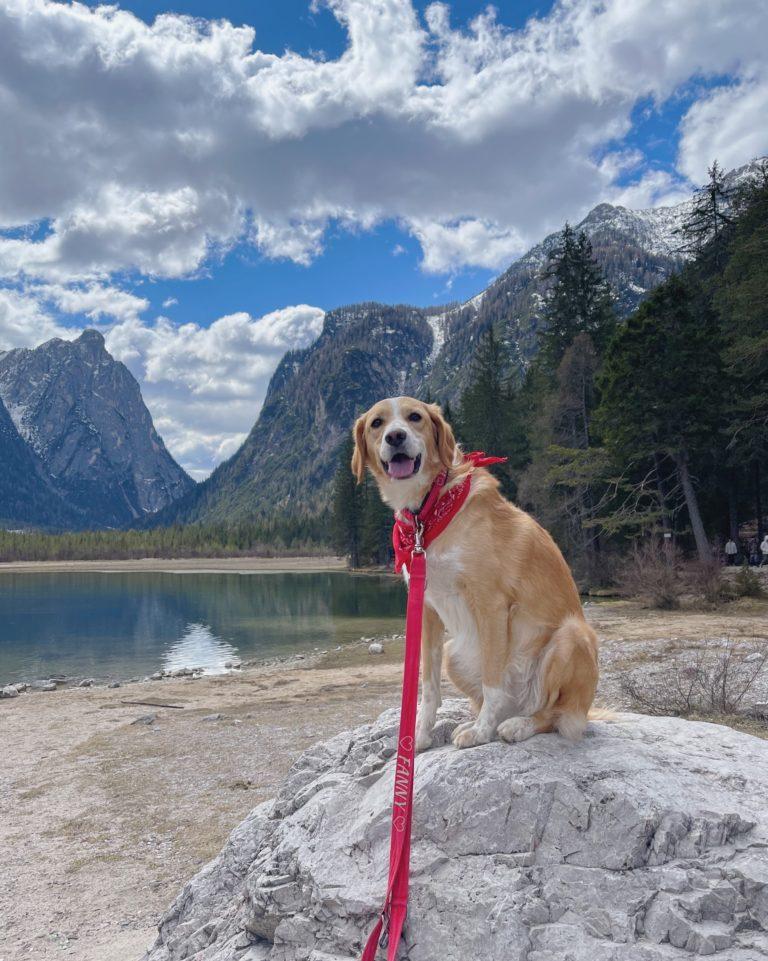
[452,722,492,749]
[497,716,536,743]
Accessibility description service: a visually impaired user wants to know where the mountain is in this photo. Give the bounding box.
[0,330,193,528]
[156,158,767,525]
[0,394,82,528]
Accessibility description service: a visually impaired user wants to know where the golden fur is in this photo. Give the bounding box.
[351,396,599,750]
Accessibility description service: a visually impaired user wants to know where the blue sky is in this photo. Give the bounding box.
[0,0,766,476]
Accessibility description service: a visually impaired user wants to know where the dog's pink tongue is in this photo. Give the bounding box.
[388,457,415,479]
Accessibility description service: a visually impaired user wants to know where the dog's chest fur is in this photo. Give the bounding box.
[422,545,482,680]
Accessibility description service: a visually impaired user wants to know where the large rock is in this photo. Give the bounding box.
[144,703,768,961]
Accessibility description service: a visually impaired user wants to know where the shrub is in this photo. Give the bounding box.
[618,539,683,609]
[684,558,727,607]
[733,564,765,598]
[621,639,768,717]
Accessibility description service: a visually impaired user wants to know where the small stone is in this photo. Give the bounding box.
[108,681,121,689]
[368,642,384,655]
[202,713,224,722]
[131,713,156,725]
[13,682,29,692]
[78,678,94,688]
[744,652,763,663]
[32,680,57,692]
[1,684,19,698]
[150,672,163,681]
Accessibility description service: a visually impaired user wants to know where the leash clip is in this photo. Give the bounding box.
[413,519,425,554]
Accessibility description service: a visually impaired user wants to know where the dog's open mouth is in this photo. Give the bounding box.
[384,452,421,480]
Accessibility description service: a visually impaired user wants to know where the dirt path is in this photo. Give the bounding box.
[1,599,767,961]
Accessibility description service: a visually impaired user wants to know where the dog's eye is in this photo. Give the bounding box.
[371,417,383,429]
[407,412,422,422]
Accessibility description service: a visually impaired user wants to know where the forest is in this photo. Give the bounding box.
[333,163,768,584]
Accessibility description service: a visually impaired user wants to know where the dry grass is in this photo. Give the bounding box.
[621,638,768,719]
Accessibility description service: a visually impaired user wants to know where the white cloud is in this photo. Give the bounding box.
[0,0,766,285]
[162,297,178,309]
[677,74,768,182]
[411,217,525,273]
[40,283,150,322]
[0,288,74,348]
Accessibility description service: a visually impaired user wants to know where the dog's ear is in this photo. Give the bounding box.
[427,403,456,470]
[350,414,368,484]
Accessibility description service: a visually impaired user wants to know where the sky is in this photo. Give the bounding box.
[1,0,767,480]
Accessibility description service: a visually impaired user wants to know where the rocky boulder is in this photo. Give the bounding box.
[144,702,768,961]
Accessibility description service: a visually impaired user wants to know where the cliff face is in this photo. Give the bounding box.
[0,393,81,527]
[144,703,768,961]
[0,329,193,527]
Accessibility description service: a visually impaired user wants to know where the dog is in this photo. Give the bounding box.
[351,396,599,751]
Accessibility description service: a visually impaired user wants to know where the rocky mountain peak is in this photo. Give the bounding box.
[0,332,193,528]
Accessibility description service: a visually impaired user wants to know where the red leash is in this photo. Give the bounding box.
[360,534,425,961]
[361,452,506,960]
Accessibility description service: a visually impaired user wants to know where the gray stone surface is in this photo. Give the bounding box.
[144,702,768,961]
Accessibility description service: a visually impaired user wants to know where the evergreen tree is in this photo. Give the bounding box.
[360,476,392,566]
[713,172,768,538]
[597,273,723,562]
[674,160,735,262]
[331,435,364,567]
[541,225,617,367]
[458,326,528,496]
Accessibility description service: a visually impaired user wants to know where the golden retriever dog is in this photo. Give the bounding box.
[351,396,599,751]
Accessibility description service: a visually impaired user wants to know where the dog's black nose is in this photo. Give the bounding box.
[385,429,407,448]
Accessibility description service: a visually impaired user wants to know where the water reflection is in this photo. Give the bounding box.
[0,571,406,682]
[162,622,238,675]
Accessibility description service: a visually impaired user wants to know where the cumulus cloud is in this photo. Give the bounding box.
[678,74,768,182]
[0,0,766,284]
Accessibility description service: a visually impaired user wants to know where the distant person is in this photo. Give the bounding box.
[725,538,738,565]
[748,537,760,566]
[761,535,768,567]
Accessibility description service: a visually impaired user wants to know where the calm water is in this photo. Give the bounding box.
[0,571,406,684]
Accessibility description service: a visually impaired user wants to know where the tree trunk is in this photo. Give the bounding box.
[653,451,673,535]
[755,460,764,542]
[727,467,739,542]
[674,452,710,563]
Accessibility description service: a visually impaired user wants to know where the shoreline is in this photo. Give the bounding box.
[0,554,346,574]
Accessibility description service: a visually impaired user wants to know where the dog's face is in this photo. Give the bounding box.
[351,397,456,509]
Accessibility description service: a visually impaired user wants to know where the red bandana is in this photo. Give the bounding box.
[392,451,507,573]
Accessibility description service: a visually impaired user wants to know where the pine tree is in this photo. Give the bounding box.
[458,327,528,496]
[598,273,723,561]
[674,160,735,261]
[541,225,617,367]
[331,435,364,567]
[713,173,768,538]
[360,476,392,566]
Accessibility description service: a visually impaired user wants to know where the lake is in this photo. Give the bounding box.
[0,570,406,684]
